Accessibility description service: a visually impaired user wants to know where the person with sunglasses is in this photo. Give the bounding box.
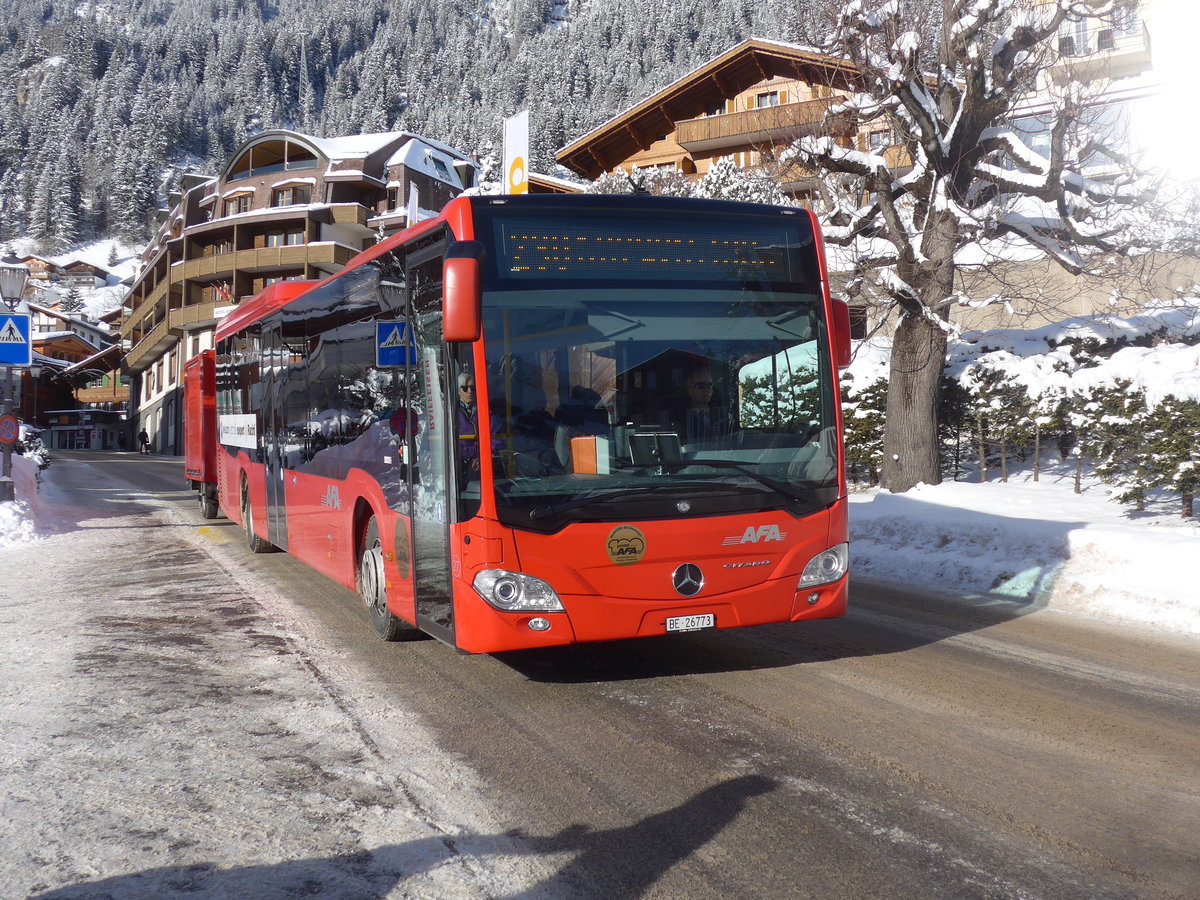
[677,367,731,445]
[456,372,482,473]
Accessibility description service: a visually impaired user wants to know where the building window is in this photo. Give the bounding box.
[1058,16,1090,55]
[706,102,725,117]
[868,130,892,151]
[266,231,304,248]
[272,185,310,207]
[755,92,780,108]
[223,193,253,217]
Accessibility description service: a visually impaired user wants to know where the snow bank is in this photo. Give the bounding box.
[850,465,1200,636]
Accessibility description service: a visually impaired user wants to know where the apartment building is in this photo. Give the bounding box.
[121,129,477,454]
[952,0,1200,327]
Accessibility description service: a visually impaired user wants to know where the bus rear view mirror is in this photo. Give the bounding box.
[444,241,485,342]
[831,299,852,369]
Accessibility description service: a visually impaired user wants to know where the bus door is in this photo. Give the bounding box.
[260,321,290,550]
[408,244,456,642]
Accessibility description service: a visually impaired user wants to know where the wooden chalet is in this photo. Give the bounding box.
[555,38,894,204]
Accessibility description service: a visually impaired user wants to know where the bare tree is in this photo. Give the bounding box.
[789,0,1162,492]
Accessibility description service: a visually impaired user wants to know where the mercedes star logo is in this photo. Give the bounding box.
[672,563,704,597]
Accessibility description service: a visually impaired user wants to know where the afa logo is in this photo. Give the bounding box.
[606,524,647,566]
[321,484,342,511]
[722,524,787,546]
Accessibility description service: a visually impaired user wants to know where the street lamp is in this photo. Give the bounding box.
[27,362,42,427]
[0,255,29,311]
[0,255,30,502]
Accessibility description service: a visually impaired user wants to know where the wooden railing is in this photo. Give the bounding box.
[76,383,130,404]
[330,204,369,227]
[124,317,172,370]
[677,98,840,150]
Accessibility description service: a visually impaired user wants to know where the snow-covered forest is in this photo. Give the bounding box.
[0,0,834,249]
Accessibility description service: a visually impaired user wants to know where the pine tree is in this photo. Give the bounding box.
[1146,395,1200,518]
[59,287,85,314]
[1075,381,1155,511]
[962,360,1035,483]
[842,373,887,487]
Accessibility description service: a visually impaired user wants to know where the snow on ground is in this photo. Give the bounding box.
[850,458,1200,637]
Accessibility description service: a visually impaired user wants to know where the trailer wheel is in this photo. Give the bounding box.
[241,485,272,554]
[357,516,422,642]
[199,487,219,520]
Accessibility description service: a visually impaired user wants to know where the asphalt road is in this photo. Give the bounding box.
[31,452,1200,899]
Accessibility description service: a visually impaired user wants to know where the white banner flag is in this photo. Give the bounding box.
[503,111,530,195]
[407,183,420,224]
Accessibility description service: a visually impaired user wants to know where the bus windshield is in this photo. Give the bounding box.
[468,201,839,531]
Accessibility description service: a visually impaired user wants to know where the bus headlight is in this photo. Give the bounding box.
[798,543,848,588]
[472,569,565,612]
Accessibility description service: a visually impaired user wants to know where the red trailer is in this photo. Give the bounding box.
[183,349,219,518]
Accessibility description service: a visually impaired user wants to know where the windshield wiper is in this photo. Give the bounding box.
[528,483,704,521]
[643,458,805,502]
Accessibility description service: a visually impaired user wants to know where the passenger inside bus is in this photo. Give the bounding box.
[457,372,483,475]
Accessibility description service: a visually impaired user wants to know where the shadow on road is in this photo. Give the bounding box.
[29,776,775,900]
[495,576,1054,684]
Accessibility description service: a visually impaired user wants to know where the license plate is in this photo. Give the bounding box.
[665,613,715,633]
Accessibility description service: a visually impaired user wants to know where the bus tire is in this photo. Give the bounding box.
[358,516,422,642]
[241,486,273,554]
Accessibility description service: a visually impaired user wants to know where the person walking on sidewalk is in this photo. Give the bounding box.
[138,429,150,454]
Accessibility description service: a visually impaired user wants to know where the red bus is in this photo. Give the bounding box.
[196,194,851,653]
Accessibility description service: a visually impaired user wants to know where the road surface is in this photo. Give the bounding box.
[3,451,1197,899]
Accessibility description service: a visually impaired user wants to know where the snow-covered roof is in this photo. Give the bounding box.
[62,341,122,375]
[385,139,476,188]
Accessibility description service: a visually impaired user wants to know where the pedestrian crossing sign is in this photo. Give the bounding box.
[0,314,31,366]
[376,321,412,368]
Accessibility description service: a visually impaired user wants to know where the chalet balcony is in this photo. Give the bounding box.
[329,203,370,227]
[676,97,846,153]
[76,382,130,405]
[179,242,356,281]
[124,316,178,372]
[171,301,218,331]
[118,279,169,337]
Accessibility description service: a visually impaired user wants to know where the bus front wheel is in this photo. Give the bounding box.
[358,516,422,642]
[241,487,273,554]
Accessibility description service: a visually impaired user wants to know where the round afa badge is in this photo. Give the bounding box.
[606,524,647,566]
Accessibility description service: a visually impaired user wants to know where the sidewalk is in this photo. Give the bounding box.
[0,456,555,899]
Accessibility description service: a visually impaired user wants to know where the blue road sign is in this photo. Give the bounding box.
[0,314,31,366]
[376,321,412,368]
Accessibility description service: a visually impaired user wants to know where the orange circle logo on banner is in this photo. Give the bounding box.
[508,156,528,194]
